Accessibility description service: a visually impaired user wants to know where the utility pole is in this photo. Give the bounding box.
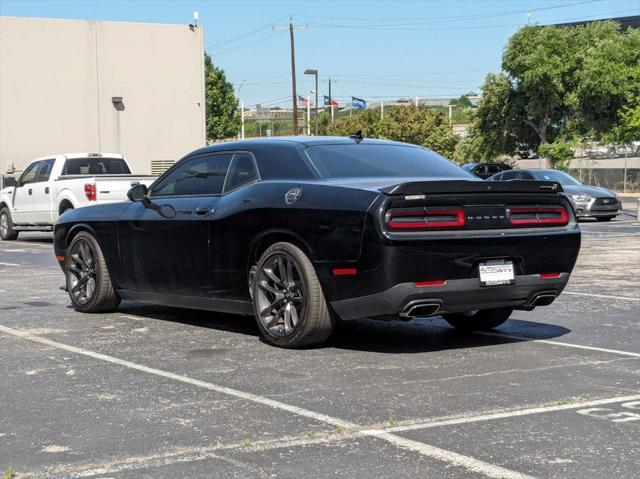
[306,94,311,135]
[241,99,245,140]
[381,100,384,120]
[325,77,337,122]
[274,18,308,135]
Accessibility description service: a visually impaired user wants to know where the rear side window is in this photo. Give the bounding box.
[62,158,131,175]
[305,144,470,179]
[520,171,535,180]
[224,153,258,193]
[253,145,315,180]
[500,170,520,181]
[488,173,503,181]
[36,159,55,182]
[151,153,233,197]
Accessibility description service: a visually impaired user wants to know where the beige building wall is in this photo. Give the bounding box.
[0,16,205,174]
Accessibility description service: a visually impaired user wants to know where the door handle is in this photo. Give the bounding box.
[28,188,33,195]
[45,187,50,194]
[194,206,213,216]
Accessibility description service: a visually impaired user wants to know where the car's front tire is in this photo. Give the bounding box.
[0,207,19,241]
[251,242,335,348]
[443,308,513,331]
[65,231,120,313]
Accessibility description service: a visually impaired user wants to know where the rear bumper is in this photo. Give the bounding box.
[330,273,569,320]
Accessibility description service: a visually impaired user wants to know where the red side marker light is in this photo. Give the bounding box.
[333,268,357,276]
[415,280,446,287]
[540,273,561,279]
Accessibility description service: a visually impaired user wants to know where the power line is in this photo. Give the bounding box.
[292,0,602,24]
[207,15,288,49]
[307,8,635,31]
[211,31,283,56]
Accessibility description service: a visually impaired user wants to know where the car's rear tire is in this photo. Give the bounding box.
[596,216,614,222]
[443,308,513,331]
[65,231,120,313]
[251,241,335,348]
[0,207,18,240]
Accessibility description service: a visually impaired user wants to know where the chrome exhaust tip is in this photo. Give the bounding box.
[530,293,557,307]
[400,301,441,318]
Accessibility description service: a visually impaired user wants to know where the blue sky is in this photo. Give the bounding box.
[1,0,638,108]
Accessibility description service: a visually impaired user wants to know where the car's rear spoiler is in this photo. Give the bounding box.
[382,180,563,195]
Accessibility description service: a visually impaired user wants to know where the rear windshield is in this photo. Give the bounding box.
[305,144,470,179]
[62,158,131,175]
[532,170,581,186]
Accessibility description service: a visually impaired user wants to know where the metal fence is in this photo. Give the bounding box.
[569,155,640,193]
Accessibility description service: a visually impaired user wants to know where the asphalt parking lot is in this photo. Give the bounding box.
[1,201,638,479]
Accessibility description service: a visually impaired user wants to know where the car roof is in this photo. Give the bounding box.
[190,136,419,155]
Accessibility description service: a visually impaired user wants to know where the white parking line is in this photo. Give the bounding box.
[476,331,640,358]
[0,324,533,479]
[563,291,640,302]
[1,241,51,248]
[19,393,640,479]
[0,261,20,266]
[377,394,640,434]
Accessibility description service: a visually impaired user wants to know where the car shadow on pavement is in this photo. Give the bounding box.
[117,303,261,337]
[326,316,571,354]
[117,303,570,354]
[13,235,53,244]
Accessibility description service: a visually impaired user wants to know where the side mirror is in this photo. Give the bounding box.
[127,184,148,202]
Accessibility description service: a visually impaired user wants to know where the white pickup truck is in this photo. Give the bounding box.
[0,153,156,240]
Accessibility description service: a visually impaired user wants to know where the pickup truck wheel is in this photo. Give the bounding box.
[66,231,120,313]
[0,208,18,240]
[443,308,513,331]
[252,242,335,348]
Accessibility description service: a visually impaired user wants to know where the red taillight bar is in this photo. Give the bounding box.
[508,207,568,227]
[415,280,446,287]
[540,272,561,279]
[84,183,97,201]
[333,268,357,276]
[387,207,466,230]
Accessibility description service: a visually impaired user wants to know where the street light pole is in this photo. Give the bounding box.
[304,69,319,135]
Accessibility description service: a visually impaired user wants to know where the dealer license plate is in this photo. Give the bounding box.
[479,261,515,286]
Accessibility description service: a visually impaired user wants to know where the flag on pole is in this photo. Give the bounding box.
[323,95,339,107]
[297,96,314,107]
[352,97,366,110]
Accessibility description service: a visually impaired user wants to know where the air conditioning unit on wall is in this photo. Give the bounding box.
[150,159,176,175]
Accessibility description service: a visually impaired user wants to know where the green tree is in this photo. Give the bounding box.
[539,141,574,171]
[205,53,240,140]
[465,21,639,160]
[450,95,473,108]
[326,106,459,158]
[572,24,640,139]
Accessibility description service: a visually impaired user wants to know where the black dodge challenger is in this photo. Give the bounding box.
[54,137,581,347]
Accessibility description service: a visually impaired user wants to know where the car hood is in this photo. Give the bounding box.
[562,184,616,198]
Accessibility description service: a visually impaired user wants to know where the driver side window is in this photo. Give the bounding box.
[18,162,41,187]
[150,153,233,197]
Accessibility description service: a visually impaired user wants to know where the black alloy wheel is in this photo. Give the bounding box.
[252,242,335,348]
[66,231,120,312]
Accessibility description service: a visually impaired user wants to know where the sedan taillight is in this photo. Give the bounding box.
[508,206,568,227]
[84,183,97,201]
[387,207,466,230]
